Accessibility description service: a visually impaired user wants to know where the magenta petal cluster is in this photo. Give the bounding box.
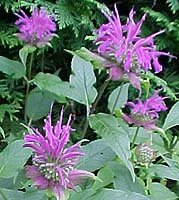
[95,5,173,90]
[24,108,94,199]
[122,90,167,129]
[15,8,56,47]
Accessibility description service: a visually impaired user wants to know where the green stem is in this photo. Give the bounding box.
[0,189,8,200]
[24,75,30,123]
[81,119,89,139]
[111,81,124,113]
[131,127,140,149]
[24,52,34,123]
[146,174,152,195]
[28,52,34,80]
[90,78,110,114]
[41,48,45,72]
[81,78,110,139]
[28,118,32,126]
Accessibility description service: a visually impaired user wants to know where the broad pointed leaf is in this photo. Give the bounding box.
[108,83,129,112]
[69,55,97,107]
[25,88,53,121]
[0,56,25,79]
[0,140,31,178]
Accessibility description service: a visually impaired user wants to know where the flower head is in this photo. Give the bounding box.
[122,90,167,129]
[24,108,94,199]
[95,5,174,91]
[15,8,56,47]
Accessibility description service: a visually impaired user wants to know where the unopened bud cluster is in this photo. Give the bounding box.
[136,143,157,165]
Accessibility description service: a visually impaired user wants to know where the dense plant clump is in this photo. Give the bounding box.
[0,0,179,200]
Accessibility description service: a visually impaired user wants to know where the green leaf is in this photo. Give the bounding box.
[0,188,47,200]
[33,57,98,111]
[33,72,68,103]
[163,101,179,130]
[0,188,22,200]
[77,139,116,172]
[23,190,48,200]
[69,55,97,110]
[0,140,31,178]
[19,46,36,67]
[108,83,129,112]
[0,56,25,79]
[89,113,135,181]
[25,88,53,121]
[0,169,27,190]
[66,47,105,68]
[148,164,179,181]
[149,182,177,200]
[92,165,114,190]
[69,189,96,200]
[90,189,150,200]
[110,162,145,194]
[70,189,150,200]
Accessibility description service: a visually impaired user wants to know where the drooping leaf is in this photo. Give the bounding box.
[163,101,179,130]
[77,139,116,172]
[89,113,135,181]
[25,88,53,121]
[0,140,31,178]
[108,83,129,113]
[69,55,97,110]
[0,56,25,79]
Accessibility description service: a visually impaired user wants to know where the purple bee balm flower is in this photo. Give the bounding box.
[95,5,174,91]
[122,90,167,130]
[15,8,56,47]
[24,108,95,199]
